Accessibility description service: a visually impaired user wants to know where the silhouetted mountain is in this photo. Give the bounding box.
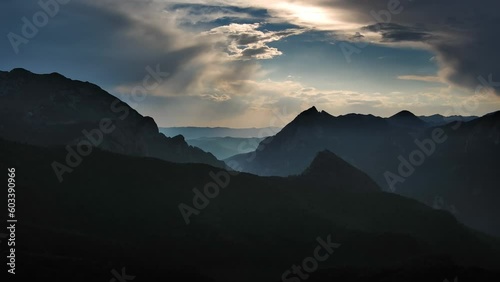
[396,110,500,236]
[0,68,224,168]
[389,110,427,128]
[1,138,499,281]
[298,105,320,116]
[299,150,380,192]
[227,107,500,237]
[419,114,478,126]
[227,107,402,177]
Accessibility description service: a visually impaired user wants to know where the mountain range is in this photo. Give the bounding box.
[227,106,500,237]
[0,68,499,281]
[419,114,478,127]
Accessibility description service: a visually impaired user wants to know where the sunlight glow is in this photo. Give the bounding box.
[273,2,360,30]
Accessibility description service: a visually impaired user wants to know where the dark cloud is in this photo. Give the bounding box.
[325,0,500,94]
[350,32,364,40]
[0,0,209,89]
[168,3,270,21]
[363,23,432,42]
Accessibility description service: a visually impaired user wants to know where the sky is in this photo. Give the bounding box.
[1,0,500,127]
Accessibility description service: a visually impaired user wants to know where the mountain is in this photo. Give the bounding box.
[396,110,500,236]
[0,68,224,168]
[419,114,478,126]
[227,107,500,236]
[388,110,427,128]
[187,137,265,159]
[227,106,405,177]
[298,150,380,192]
[1,138,499,281]
[160,126,281,139]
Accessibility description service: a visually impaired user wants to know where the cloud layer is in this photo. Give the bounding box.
[1,0,499,127]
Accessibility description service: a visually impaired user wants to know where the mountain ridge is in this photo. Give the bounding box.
[227,106,500,236]
[0,68,225,168]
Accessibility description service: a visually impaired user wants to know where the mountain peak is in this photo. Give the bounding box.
[315,149,338,158]
[9,68,33,76]
[300,149,380,192]
[286,106,323,126]
[391,110,417,118]
[303,150,349,174]
[299,106,319,116]
[389,110,426,128]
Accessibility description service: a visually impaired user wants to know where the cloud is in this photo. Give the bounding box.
[0,0,211,88]
[2,0,500,127]
[164,3,267,26]
[346,99,383,107]
[350,32,364,40]
[205,23,304,60]
[362,23,433,42]
[319,0,500,95]
[200,93,232,102]
[0,1,299,106]
[397,75,443,83]
[192,0,500,95]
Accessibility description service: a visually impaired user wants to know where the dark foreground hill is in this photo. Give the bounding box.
[1,139,499,282]
[0,68,224,168]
